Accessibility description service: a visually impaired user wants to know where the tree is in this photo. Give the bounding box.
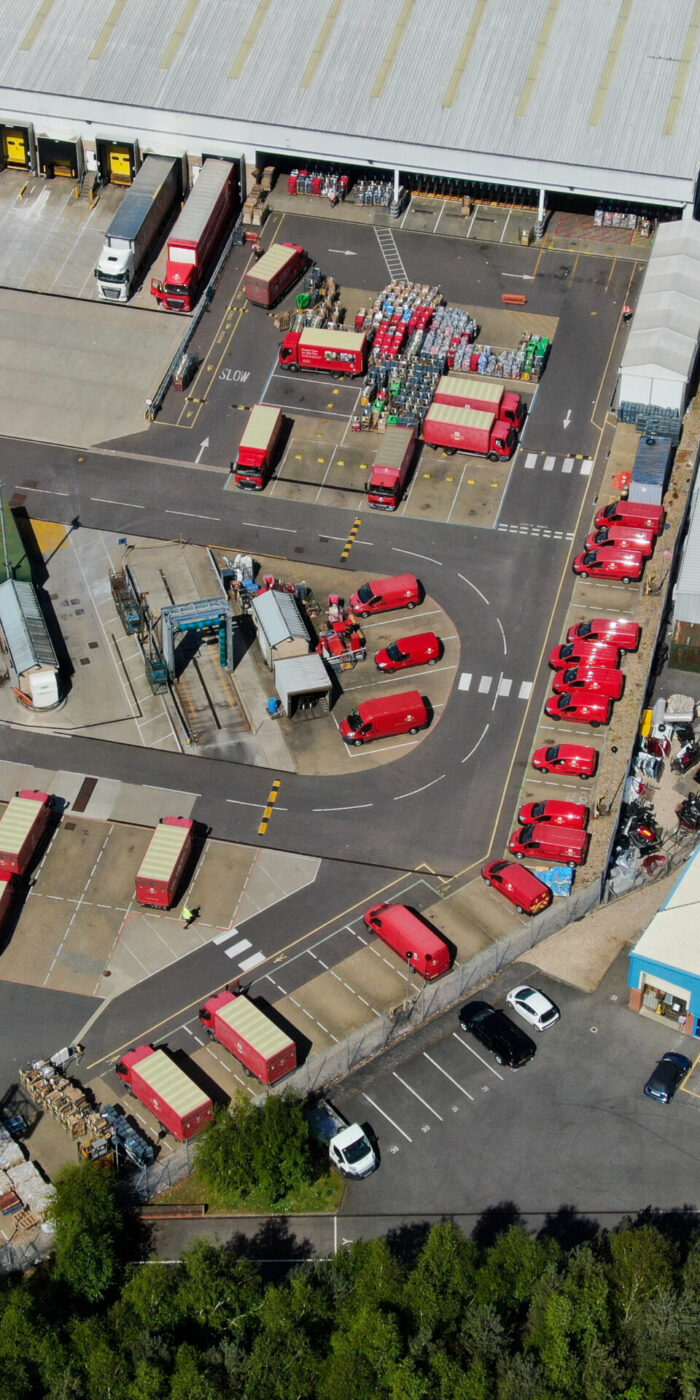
[50,1162,124,1303]
[196,1092,315,1207]
[475,1224,560,1330]
[608,1225,675,1326]
[408,1220,479,1343]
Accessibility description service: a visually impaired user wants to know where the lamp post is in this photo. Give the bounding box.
[404,951,416,1010]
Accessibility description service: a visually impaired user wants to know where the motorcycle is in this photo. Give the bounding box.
[672,739,700,774]
[677,793,700,831]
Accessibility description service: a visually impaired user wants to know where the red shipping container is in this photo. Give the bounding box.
[200,990,297,1084]
[116,1044,213,1142]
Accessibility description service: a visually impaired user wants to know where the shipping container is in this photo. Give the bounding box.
[234,405,284,490]
[199,990,297,1084]
[245,242,307,307]
[423,403,516,460]
[116,1044,213,1142]
[0,790,51,877]
[151,158,237,312]
[628,435,673,506]
[135,816,195,909]
[367,426,415,509]
[279,327,367,376]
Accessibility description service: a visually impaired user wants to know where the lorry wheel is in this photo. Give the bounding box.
[488,452,500,462]
[287,363,299,373]
[352,739,364,748]
[331,372,343,380]
[444,448,456,457]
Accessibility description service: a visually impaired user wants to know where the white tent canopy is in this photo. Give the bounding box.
[618,221,700,416]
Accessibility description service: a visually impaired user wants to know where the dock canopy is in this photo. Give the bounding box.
[0,579,60,709]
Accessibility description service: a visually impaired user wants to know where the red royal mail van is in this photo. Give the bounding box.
[349,574,421,617]
[340,690,429,746]
[363,903,451,978]
[508,823,590,867]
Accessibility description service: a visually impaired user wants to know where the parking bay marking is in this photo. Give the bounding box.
[452,1031,504,1080]
[362,1092,412,1142]
[392,1072,444,1120]
[423,1052,474,1100]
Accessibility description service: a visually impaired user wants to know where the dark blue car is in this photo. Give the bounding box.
[643,1052,692,1103]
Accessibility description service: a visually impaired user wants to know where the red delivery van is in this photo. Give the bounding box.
[135,817,195,909]
[593,500,665,535]
[279,327,367,377]
[366,426,416,510]
[245,242,307,307]
[363,903,451,978]
[0,790,51,877]
[199,990,297,1085]
[349,573,421,616]
[566,617,641,651]
[234,405,284,490]
[340,691,429,746]
[585,524,656,557]
[508,823,590,867]
[116,1045,213,1142]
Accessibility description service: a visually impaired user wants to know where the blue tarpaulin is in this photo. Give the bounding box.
[534,865,574,897]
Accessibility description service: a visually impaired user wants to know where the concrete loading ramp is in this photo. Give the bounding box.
[0,288,183,447]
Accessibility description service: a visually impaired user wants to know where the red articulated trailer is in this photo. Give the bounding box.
[423,403,517,461]
[135,817,195,909]
[234,405,285,490]
[0,790,52,878]
[0,875,14,933]
[116,1044,213,1142]
[199,989,297,1085]
[433,374,526,429]
[245,242,308,307]
[150,158,238,312]
[279,327,368,377]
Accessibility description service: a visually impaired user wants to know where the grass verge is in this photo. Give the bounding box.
[154,1165,344,1215]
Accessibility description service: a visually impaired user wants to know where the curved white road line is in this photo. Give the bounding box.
[393,773,446,801]
[461,723,490,764]
[457,572,489,606]
[392,546,443,565]
[311,802,374,812]
[496,615,507,654]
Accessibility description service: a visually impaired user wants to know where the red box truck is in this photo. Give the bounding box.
[150,158,238,312]
[423,404,516,460]
[116,1044,213,1143]
[366,426,416,510]
[0,790,51,878]
[363,903,451,978]
[279,327,368,377]
[245,242,307,307]
[199,990,297,1085]
[433,374,526,429]
[234,405,284,490]
[0,875,14,933]
[135,817,195,909]
[340,690,429,746]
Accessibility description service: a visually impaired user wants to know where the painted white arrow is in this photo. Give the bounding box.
[502,272,535,280]
[328,249,357,256]
[195,437,209,464]
[562,410,572,429]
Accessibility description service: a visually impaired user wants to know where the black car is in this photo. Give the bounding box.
[643,1051,692,1103]
[459,999,536,1068]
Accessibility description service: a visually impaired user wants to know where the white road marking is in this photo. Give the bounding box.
[312,803,374,811]
[523,454,537,470]
[423,1052,474,1100]
[241,521,297,532]
[498,678,512,697]
[519,680,533,699]
[457,572,489,606]
[392,546,443,566]
[213,928,244,947]
[394,774,446,800]
[580,458,594,475]
[458,672,472,691]
[363,1093,412,1142]
[478,675,492,693]
[91,497,144,508]
[222,937,252,957]
[16,485,69,496]
[543,456,555,472]
[165,510,220,520]
[562,457,574,473]
[239,951,266,971]
[496,616,507,654]
[393,1072,444,1120]
[461,722,489,763]
[452,1031,504,1080]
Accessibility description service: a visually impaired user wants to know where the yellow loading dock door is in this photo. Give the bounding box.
[2,124,34,170]
[37,136,83,180]
[95,139,138,186]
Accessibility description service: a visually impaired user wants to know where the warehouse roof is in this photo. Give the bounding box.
[0,579,58,676]
[1,0,699,195]
[630,847,700,979]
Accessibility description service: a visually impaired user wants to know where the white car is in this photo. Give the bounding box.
[506,985,560,1032]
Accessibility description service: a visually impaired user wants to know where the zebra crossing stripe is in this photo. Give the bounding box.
[518,681,533,699]
[223,938,253,958]
[543,456,556,471]
[459,673,534,699]
[213,927,243,946]
[497,678,512,697]
[580,458,593,475]
[478,675,492,694]
[524,453,537,469]
[562,457,574,473]
[458,672,472,690]
[239,952,266,972]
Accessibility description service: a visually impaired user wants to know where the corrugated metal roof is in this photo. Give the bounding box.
[167,156,234,245]
[251,590,308,649]
[0,579,58,676]
[630,846,700,977]
[137,820,191,883]
[215,995,294,1058]
[1,0,696,190]
[274,653,332,708]
[425,403,495,429]
[134,1049,211,1117]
